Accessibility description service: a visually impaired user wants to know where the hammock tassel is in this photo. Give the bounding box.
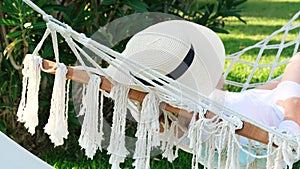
[44,63,69,146]
[107,84,130,169]
[17,54,42,135]
[78,74,103,159]
[160,115,179,162]
[133,92,160,169]
[224,124,240,169]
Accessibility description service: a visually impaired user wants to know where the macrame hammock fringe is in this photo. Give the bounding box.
[78,74,103,159]
[17,0,300,168]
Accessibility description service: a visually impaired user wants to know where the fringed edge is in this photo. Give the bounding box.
[17,54,42,135]
[160,111,180,162]
[280,136,300,169]
[44,63,69,146]
[78,74,104,159]
[267,132,300,169]
[132,92,160,169]
[107,84,130,169]
[187,109,244,169]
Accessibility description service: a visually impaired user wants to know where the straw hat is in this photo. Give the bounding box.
[105,20,225,101]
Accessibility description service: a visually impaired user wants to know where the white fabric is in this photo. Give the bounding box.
[279,120,300,134]
[0,132,54,169]
[218,81,300,134]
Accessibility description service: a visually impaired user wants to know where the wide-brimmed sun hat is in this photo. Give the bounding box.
[105,20,225,101]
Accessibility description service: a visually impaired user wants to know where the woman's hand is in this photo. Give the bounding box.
[276,97,300,126]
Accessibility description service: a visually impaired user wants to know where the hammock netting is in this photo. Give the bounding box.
[17,0,300,169]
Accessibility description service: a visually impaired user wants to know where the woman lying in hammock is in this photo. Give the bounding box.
[214,52,300,135]
[106,19,300,135]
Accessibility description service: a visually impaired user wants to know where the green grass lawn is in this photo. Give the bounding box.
[42,0,300,168]
[219,0,300,92]
[219,0,300,54]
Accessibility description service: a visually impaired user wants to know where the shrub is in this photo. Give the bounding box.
[156,0,247,33]
[0,0,246,156]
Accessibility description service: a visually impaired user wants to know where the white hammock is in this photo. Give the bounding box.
[0,131,55,169]
[17,0,300,169]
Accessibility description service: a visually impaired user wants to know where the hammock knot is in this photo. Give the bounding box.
[46,22,56,33]
[42,14,52,23]
[64,25,73,37]
[78,33,88,44]
[229,115,243,130]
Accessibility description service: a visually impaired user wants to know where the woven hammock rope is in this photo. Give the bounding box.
[17,0,300,168]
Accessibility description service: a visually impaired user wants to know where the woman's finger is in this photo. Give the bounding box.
[276,99,285,108]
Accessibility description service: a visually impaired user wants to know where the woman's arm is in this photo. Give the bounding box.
[254,79,281,90]
[276,97,300,134]
[277,97,300,126]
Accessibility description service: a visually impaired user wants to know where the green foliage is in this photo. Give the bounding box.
[1,0,300,168]
[0,0,247,134]
[0,0,246,168]
[149,0,247,33]
[0,0,35,133]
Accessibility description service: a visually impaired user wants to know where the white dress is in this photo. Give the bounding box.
[220,80,300,134]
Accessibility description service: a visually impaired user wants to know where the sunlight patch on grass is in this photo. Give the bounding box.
[219,29,299,43]
[225,17,290,26]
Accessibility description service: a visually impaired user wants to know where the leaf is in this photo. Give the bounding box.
[6,30,22,39]
[43,4,69,14]
[0,81,8,93]
[61,13,72,26]
[221,10,246,24]
[125,0,149,12]
[210,27,229,34]
[0,19,19,26]
[102,0,116,6]
[36,0,49,7]
[3,39,22,58]
[0,2,17,14]
[72,5,94,28]
[31,22,47,30]
[0,71,7,77]
[11,85,18,102]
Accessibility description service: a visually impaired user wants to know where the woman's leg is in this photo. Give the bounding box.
[275,53,300,127]
[277,97,300,126]
[281,52,300,84]
[251,53,300,90]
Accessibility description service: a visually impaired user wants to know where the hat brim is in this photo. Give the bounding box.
[104,20,225,100]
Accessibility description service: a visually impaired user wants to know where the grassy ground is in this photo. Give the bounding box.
[219,0,300,54]
[41,0,300,168]
[219,0,300,92]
